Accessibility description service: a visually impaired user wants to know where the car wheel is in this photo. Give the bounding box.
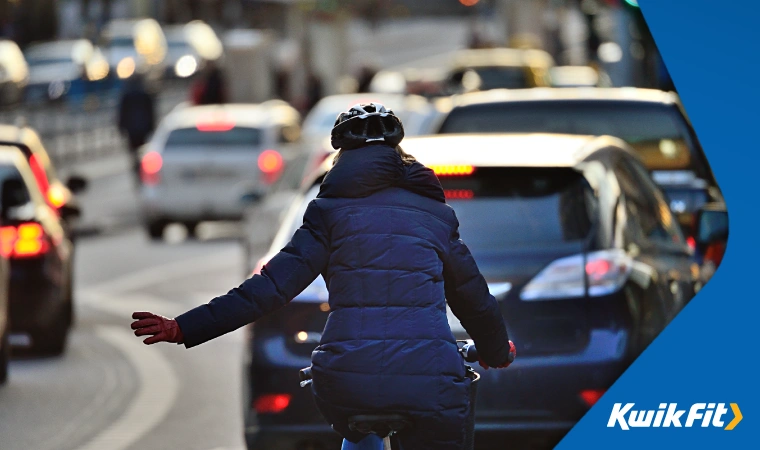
[32,313,69,357]
[146,221,166,241]
[0,328,9,385]
[184,222,199,239]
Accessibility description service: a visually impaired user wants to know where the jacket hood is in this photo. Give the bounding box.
[317,145,445,203]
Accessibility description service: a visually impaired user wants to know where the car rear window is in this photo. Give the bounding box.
[467,66,529,90]
[441,167,596,252]
[439,102,694,171]
[164,127,261,149]
[279,168,596,254]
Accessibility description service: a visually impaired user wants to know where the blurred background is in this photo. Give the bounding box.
[0,1,727,450]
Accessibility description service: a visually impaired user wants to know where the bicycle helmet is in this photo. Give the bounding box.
[330,103,405,150]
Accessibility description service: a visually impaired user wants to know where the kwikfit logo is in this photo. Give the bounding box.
[607,403,742,430]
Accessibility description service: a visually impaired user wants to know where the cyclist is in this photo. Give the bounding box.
[131,103,516,450]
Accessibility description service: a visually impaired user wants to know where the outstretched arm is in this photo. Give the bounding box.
[442,212,513,368]
[132,201,330,347]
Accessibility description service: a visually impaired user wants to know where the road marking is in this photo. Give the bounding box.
[75,326,179,450]
[85,249,237,294]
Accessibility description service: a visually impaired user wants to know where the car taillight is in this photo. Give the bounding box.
[29,154,51,197]
[430,165,475,176]
[253,393,291,414]
[0,222,50,258]
[258,149,283,184]
[47,185,67,209]
[520,249,632,301]
[580,389,606,407]
[141,151,163,185]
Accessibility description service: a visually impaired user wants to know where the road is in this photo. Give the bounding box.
[0,216,252,450]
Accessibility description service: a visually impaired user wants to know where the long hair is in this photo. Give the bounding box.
[333,145,416,166]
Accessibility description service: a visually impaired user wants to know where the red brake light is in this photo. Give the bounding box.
[430,165,475,176]
[580,389,606,407]
[585,259,613,281]
[254,393,291,414]
[196,121,235,132]
[0,223,49,258]
[444,189,474,200]
[686,236,696,251]
[258,150,283,174]
[141,151,163,185]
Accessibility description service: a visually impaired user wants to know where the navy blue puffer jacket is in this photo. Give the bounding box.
[175,145,511,450]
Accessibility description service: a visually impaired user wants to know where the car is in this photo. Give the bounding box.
[0,145,74,355]
[23,39,111,103]
[0,39,29,106]
[443,48,555,94]
[162,21,223,79]
[102,18,167,82]
[433,88,724,241]
[548,65,612,88]
[242,134,723,449]
[0,124,88,235]
[0,223,8,384]
[139,101,302,239]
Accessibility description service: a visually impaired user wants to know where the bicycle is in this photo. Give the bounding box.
[299,341,482,450]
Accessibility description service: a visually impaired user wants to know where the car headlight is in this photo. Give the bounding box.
[117,57,136,79]
[174,55,197,78]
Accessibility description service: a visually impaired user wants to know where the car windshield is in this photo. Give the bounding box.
[164,127,261,149]
[471,66,528,90]
[108,37,134,48]
[439,102,693,171]
[281,168,595,254]
[26,57,73,67]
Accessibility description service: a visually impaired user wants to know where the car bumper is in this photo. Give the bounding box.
[141,185,263,221]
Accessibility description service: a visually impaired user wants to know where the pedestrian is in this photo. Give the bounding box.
[117,74,155,178]
[131,103,515,450]
[191,61,227,105]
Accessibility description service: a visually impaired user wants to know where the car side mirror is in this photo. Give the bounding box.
[66,175,88,194]
[1,178,31,220]
[695,206,728,245]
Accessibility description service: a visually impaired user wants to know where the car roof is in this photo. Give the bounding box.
[161,102,300,130]
[0,145,27,165]
[451,48,555,69]
[311,93,421,114]
[442,87,679,109]
[401,134,629,168]
[308,134,631,187]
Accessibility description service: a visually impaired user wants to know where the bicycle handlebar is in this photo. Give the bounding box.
[299,342,479,388]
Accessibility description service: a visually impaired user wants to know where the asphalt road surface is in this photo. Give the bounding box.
[0,222,251,450]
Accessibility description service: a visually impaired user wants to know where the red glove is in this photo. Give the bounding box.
[131,311,184,345]
[479,340,516,370]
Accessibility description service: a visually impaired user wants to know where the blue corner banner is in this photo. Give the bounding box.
[558,1,757,448]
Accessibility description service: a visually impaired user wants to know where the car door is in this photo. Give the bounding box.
[614,155,694,324]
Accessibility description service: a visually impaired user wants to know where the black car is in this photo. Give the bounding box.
[0,145,74,355]
[242,134,726,449]
[433,88,724,244]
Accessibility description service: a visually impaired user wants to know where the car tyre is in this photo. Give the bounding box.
[32,302,71,356]
[146,221,166,241]
[0,327,9,385]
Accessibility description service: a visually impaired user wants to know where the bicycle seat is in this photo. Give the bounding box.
[347,414,413,438]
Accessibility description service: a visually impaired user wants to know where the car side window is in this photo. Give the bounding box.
[615,156,684,247]
[626,157,686,246]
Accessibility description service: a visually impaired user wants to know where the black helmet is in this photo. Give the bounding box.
[330,103,405,150]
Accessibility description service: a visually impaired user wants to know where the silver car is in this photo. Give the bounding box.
[139,101,302,239]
